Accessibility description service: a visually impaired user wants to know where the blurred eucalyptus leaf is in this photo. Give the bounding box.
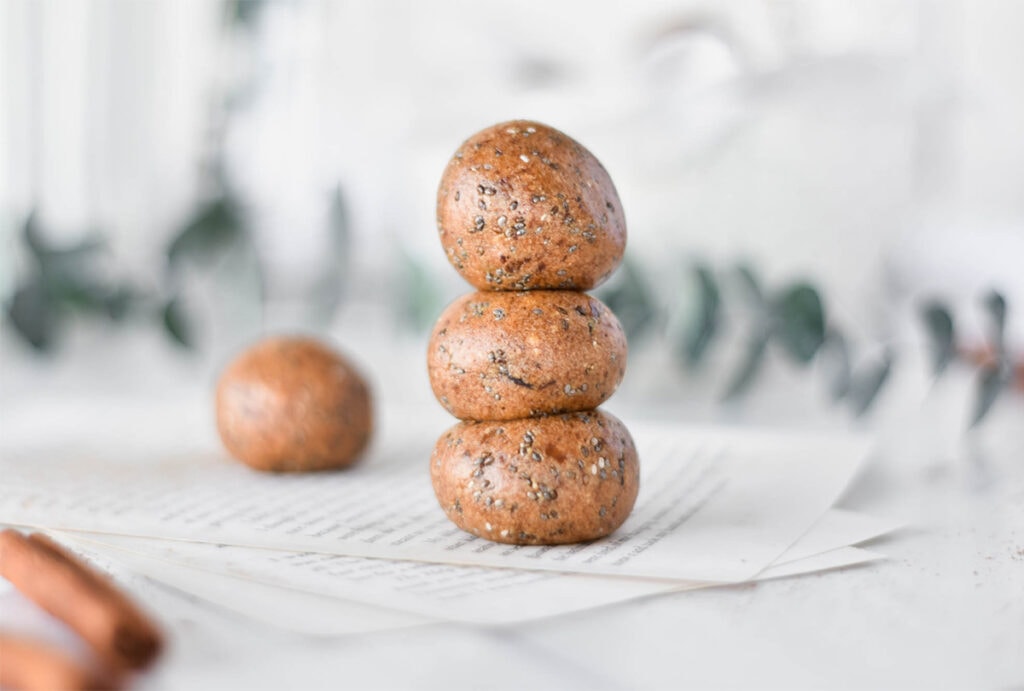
[984,290,1007,352]
[23,211,46,260]
[7,277,56,352]
[969,290,1010,427]
[722,332,768,401]
[399,253,442,333]
[308,186,350,323]
[45,272,114,315]
[970,362,1009,428]
[821,329,852,401]
[848,349,893,417]
[681,263,720,367]
[732,263,764,307]
[167,197,245,270]
[328,186,350,276]
[161,296,194,349]
[598,259,657,342]
[773,283,825,364]
[921,302,955,376]
[7,211,129,352]
[38,238,106,268]
[23,211,105,270]
[104,286,136,322]
[229,0,266,29]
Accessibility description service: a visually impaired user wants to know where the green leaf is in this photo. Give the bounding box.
[848,349,894,417]
[311,186,351,322]
[22,211,48,261]
[328,186,350,273]
[722,332,769,401]
[399,254,442,333]
[22,211,104,268]
[920,302,955,376]
[598,259,657,342]
[167,197,244,269]
[104,286,137,321]
[970,362,1009,428]
[773,283,825,364]
[970,290,1010,426]
[733,263,764,307]
[230,0,266,28]
[821,328,852,401]
[162,296,194,349]
[682,263,720,367]
[44,238,106,267]
[45,273,111,314]
[6,278,56,352]
[983,290,1007,352]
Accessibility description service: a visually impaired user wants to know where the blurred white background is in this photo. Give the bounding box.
[2,0,1023,428]
[3,7,1023,688]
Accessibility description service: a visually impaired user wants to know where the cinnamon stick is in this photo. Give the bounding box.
[0,530,163,671]
[0,633,117,691]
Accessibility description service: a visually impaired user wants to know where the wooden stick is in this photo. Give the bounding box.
[0,530,163,671]
[0,633,117,691]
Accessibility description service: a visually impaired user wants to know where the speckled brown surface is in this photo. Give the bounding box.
[215,336,373,472]
[428,290,626,421]
[430,410,639,545]
[437,120,626,291]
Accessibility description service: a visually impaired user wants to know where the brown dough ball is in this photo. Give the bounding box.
[431,410,639,545]
[437,120,626,291]
[427,290,627,421]
[215,336,373,472]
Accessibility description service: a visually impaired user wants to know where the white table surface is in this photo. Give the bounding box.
[2,332,1022,689]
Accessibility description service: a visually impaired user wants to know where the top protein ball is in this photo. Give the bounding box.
[436,120,626,291]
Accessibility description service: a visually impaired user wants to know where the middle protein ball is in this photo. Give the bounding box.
[428,290,627,421]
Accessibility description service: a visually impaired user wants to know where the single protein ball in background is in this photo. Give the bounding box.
[437,120,626,291]
[215,336,373,472]
[430,409,640,545]
[427,290,627,420]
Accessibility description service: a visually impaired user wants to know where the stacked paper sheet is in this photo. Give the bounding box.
[0,401,897,634]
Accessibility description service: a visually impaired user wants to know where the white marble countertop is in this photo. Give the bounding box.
[2,332,1022,689]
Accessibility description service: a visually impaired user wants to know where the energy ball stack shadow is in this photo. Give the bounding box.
[427,120,640,545]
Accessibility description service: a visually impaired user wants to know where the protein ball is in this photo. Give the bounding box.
[430,410,639,545]
[427,290,627,420]
[215,336,373,472]
[436,120,626,291]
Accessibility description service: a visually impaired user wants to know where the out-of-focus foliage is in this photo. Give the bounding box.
[680,263,720,367]
[968,291,1011,427]
[5,213,175,352]
[598,259,659,345]
[399,253,444,334]
[921,303,955,376]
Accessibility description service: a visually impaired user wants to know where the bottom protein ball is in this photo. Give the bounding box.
[215,336,373,472]
[430,410,639,545]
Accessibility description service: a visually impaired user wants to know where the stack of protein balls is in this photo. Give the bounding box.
[427,120,640,546]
